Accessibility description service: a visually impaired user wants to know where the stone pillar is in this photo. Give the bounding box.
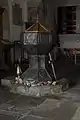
[8,0,13,41]
[23,0,28,22]
[22,0,28,30]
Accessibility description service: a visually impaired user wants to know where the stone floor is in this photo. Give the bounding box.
[0,55,80,120]
[0,83,80,120]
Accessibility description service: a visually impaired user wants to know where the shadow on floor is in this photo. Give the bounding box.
[54,55,80,87]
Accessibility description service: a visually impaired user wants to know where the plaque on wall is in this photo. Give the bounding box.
[12,4,22,25]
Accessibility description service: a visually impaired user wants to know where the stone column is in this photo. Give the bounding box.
[21,0,28,60]
[8,0,13,41]
[22,0,28,30]
[23,0,28,22]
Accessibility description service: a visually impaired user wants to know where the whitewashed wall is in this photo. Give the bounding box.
[2,0,27,41]
[2,0,80,41]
